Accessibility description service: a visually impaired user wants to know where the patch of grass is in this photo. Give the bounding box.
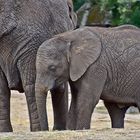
[0,129,140,140]
[0,137,13,140]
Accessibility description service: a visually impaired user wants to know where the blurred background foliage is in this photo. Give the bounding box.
[73,0,140,27]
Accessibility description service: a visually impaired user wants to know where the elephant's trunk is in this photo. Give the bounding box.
[35,83,48,130]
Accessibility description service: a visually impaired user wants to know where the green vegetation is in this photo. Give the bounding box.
[73,0,140,27]
[73,0,85,11]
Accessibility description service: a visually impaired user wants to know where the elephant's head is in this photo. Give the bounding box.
[35,38,69,93]
[35,28,102,93]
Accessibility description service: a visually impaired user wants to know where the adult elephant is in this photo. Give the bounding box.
[0,0,76,132]
[35,25,140,130]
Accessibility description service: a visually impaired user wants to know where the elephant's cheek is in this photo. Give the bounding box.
[35,83,46,94]
[41,76,56,91]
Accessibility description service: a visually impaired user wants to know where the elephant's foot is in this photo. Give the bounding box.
[75,119,90,130]
[0,121,13,132]
[66,121,75,130]
[30,122,41,132]
[66,119,90,130]
[52,116,67,131]
[53,124,66,131]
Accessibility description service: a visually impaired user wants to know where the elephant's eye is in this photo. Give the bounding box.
[48,65,56,72]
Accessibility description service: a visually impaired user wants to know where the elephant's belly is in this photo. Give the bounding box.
[102,69,140,106]
[6,69,24,93]
[100,92,136,106]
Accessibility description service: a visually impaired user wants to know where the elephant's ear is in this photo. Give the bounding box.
[0,1,17,38]
[69,30,101,81]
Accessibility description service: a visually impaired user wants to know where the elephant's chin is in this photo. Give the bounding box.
[45,81,56,92]
[44,87,49,93]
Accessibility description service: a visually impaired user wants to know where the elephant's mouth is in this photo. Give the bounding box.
[55,77,66,88]
[44,78,58,92]
[42,77,67,92]
[35,79,55,94]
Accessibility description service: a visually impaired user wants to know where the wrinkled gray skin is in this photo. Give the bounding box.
[0,0,76,132]
[36,25,140,130]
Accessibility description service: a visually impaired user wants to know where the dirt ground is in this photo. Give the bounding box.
[0,91,140,140]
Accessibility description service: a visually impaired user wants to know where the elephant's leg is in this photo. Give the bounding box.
[0,70,13,132]
[67,66,107,130]
[17,58,41,131]
[24,84,41,131]
[51,83,68,130]
[67,84,100,130]
[66,91,78,130]
[104,101,128,128]
[75,92,99,130]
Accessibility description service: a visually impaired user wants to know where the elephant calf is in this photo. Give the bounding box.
[35,25,140,130]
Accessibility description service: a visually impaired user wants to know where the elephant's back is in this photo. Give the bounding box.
[97,26,140,52]
[15,0,73,36]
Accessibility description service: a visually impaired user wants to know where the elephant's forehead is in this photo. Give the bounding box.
[46,52,61,59]
[39,48,61,60]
